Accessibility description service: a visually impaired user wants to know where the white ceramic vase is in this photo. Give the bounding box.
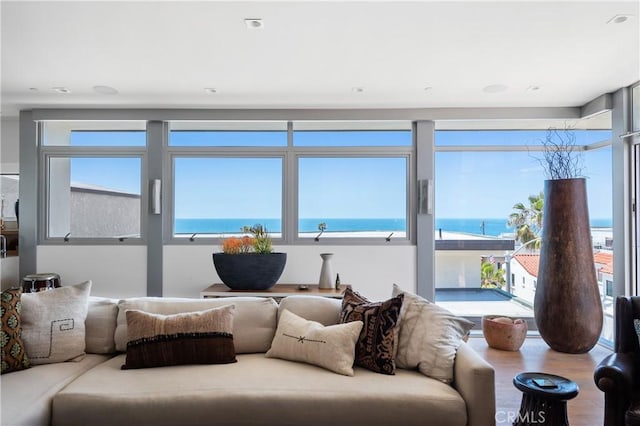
[318,253,334,289]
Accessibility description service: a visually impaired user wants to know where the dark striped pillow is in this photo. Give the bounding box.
[122,305,236,369]
[340,288,403,375]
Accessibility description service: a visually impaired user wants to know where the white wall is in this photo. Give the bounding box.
[37,245,147,297]
[36,244,414,301]
[0,117,19,174]
[0,257,20,290]
[510,261,536,304]
[436,251,481,288]
[164,245,416,301]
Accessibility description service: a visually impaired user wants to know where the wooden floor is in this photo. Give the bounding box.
[467,336,612,426]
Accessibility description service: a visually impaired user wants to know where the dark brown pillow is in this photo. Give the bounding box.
[1,288,31,374]
[122,305,237,369]
[340,288,403,375]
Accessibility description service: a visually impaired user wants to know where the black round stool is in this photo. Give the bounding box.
[513,372,579,426]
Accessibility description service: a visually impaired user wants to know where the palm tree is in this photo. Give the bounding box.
[508,191,544,246]
[481,260,505,289]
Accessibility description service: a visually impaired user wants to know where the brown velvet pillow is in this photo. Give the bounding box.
[1,288,30,374]
[122,305,237,369]
[340,288,403,375]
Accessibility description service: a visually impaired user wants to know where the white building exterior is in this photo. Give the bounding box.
[509,254,539,306]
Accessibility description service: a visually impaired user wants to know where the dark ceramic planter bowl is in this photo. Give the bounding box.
[212,252,287,290]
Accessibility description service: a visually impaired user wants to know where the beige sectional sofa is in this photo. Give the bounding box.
[2,294,496,426]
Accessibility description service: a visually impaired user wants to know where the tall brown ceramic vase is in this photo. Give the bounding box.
[534,178,603,353]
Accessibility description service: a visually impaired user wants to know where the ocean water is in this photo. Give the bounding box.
[175,218,406,234]
[175,217,613,236]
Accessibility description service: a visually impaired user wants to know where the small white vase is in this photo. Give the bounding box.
[318,253,334,289]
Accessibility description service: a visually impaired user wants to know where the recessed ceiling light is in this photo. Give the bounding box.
[245,18,264,29]
[352,87,364,93]
[52,87,71,94]
[93,85,118,95]
[607,14,633,24]
[204,88,218,94]
[483,84,508,93]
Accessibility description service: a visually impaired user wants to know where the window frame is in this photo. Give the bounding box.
[39,137,148,245]
[293,149,414,245]
[166,122,415,246]
[167,150,288,245]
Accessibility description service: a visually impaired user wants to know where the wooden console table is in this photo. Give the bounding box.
[200,283,349,300]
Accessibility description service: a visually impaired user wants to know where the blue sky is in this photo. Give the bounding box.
[434,130,612,220]
[69,129,613,222]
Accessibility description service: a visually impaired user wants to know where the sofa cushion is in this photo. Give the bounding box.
[21,281,91,365]
[392,284,474,383]
[123,305,236,369]
[266,309,362,376]
[115,297,277,353]
[340,287,403,375]
[1,288,30,374]
[1,354,111,426]
[278,295,341,325]
[52,353,467,426]
[85,297,118,354]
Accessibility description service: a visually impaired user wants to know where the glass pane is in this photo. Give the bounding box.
[294,130,412,147]
[298,157,407,238]
[169,121,287,146]
[586,146,613,342]
[69,131,146,147]
[173,158,283,236]
[435,129,612,147]
[434,132,613,327]
[170,131,287,147]
[48,157,142,238]
[42,121,146,146]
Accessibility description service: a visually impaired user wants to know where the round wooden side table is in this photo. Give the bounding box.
[513,372,579,426]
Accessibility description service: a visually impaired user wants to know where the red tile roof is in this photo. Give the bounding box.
[514,254,540,278]
[594,251,613,264]
[594,251,613,275]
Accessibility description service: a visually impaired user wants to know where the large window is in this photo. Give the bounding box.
[47,157,142,239]
[168,120,413,242]
[40,121,146,242]
[173,157,283,237]
[297,157,408,239]
[433,123,614,340]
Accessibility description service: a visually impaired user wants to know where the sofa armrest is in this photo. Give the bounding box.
[453,342,496,426]
[594,352,638,426]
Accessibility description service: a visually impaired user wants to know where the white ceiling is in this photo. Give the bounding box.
[1,1,639,117]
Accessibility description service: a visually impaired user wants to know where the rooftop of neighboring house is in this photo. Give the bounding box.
[513,254,540,278]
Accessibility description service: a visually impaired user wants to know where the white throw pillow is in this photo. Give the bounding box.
[266,309,363,376]
[392,284,474,383]
[21,281,92,365]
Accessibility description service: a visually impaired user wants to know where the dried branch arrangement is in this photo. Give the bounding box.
[539,127,584,179]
